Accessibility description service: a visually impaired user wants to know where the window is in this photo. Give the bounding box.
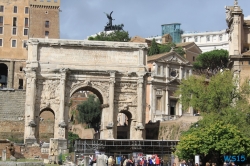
[24,18,28,27]
[45,21,49,28]
[12,27,17,35]
[13,17,17,26]
[0,6,4,12]
[40,0,44,1]
[0,16,3,26]
[20,67,23,71]
[23,28,28,35]
[206,36,210,42]
[11,40,17,47]
[18,79,23,89]
[54,0,58,2]
[25,7,29,14]
[0,39,2,46]
[23,40,27,48]
[45,31,49,36]
[0,27,2,34]
[47,0,51,2]
[193,56,195,61]
[219,35,222,41]
[194,37,198,42]
[13,6,17,13]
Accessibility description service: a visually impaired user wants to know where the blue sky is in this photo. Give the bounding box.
[59,0,250,40]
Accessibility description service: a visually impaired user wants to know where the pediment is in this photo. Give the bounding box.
[157,52,189,64]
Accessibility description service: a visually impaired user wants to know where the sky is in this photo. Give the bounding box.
[59,0,250,40]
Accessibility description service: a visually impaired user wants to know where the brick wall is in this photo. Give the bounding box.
[0,90,25,141]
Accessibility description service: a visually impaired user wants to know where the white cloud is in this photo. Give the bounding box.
[245,15,250,20]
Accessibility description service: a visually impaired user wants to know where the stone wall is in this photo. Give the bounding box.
[0,90,26,121]
[0,90,26,141]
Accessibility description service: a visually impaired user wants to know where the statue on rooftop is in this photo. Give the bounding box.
[103,11,124,31]
[104,11,115,28]
[234,0,238,6]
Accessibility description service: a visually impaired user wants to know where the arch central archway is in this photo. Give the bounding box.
[69,86,104,139]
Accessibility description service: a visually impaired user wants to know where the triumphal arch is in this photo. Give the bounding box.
[24,38,148,145]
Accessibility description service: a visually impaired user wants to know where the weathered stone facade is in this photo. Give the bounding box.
[24,39,148,146]
[226,1,250,85]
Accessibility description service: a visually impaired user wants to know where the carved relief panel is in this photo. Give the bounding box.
[36,79,61,110]
[114,82,138,113]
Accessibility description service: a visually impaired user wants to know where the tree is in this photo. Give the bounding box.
[177,71,239,114]
[175,71,250,163]
[88,30,130,42]
[175,121,250,164]
[193,49,229,76]
[149,41,185,56]
[148,38,159,56]
[77,94,101,131]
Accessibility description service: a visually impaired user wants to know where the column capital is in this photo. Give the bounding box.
[107,70,116,77]
[59,68,70,73]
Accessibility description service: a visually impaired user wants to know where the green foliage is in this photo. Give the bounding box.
[174,47,185,57]
[88,30,130,42]
[77,94,101,131]
[176,71,250,162]
[68,132,79,153]
[148,38,159,56]
[148,41,185,56]
[177,71,240,114]
[176,121,250,161]
[158,43,172,53]
[193,49,229,75]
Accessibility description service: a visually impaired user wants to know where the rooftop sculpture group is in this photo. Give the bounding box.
[104,11,124,31]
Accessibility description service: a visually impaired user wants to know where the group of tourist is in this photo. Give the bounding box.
[121,154,163,166]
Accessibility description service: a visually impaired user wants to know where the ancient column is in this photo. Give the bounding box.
[179,66,183,80]
[7,61,14,89]
[58,68,69,138]
[166,64,170,78]
[107,71,115,139]
[136,76,145,139]
[24,67,37,144]
[178,95,182,116]
[165,88,169,115]
[152,87,156,122]
[189,69,192,77]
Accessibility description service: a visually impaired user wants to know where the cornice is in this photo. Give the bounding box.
[28,38,148,50]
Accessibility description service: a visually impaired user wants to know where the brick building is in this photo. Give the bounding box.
[0,0,60,90]
[0,0,60,142]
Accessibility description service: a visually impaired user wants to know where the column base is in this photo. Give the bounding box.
[25,138,38,147]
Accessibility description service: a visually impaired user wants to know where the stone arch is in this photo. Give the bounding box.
[70,84,107,104]
[69,85,106,135]
[0,63,8,88]
[117,110,132,139]
[38,107,55,142]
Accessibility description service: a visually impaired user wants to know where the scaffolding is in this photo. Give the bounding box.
[161,23,182,43]
[74,139,179,157]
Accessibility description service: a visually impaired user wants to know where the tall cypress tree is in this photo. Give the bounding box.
[148,38,159,56]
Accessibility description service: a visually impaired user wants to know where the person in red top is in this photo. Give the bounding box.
[155,155,160,166]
